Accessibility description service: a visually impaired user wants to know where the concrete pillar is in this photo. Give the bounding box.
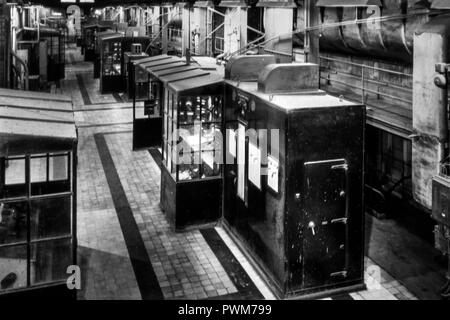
[263,8,293,63]
[412,18,450,209]
[223,7,247,56]
[181,6,191,55]
[161,7,172,54]
[152,6,160,37]
[0,0,10,88]
[191,7,208,55]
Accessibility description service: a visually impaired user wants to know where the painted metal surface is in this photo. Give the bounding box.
[319,0,431,63]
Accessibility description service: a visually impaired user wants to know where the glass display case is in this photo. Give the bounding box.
[99,34,124,94]
[223,57,365,299]
[159,68,224,231]
[124,50,149,100]
[0,88,77,299]
[82,24,110,62]
[93,30,118,79]
[132,55,185,150]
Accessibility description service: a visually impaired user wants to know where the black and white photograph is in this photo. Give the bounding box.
[0,0,449,308]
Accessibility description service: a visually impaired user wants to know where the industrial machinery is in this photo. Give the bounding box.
[0,88,77,299]
[223,55,366,299]
[159,65,224,231]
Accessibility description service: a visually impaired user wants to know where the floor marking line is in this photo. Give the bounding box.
[94,133,164,300]
[200,228,264,300]
[76,74,92,106]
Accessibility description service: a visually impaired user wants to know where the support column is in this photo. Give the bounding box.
[191,7,208,55]
[263,8,293,63]
[182,6,191,55]
[0,0,10,88]
[161,7,169,54]
[412,18,450,209]
[223,7,247,56]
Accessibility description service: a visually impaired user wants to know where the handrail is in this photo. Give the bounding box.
[320,56,413,78]
[319,56,413,105]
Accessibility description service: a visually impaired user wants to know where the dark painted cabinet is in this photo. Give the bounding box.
[223,56,366,298]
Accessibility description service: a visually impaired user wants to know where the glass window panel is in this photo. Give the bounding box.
[201,124,222,152]
[49,154,68,181]
[0,244,28,292]
[30,196,71,240]
[30,156,47,183]
[1,158,26,199]
[179,123,201,153]
[31,238,72,285]
[0,201,28,245]
[201,151,221,178]
[178,152,200,181]
[5,158,25,186]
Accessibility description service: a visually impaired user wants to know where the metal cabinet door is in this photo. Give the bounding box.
[302,158,349,288]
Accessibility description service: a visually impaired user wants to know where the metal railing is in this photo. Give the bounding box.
[214,36,224,54]
[319,55,413,106]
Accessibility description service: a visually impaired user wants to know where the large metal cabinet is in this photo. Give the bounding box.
[223,56,366,298]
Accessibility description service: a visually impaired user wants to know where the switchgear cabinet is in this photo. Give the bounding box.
[223,56,366,299]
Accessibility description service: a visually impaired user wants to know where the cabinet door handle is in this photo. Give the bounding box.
[331,163,348,171]
[330,271,347,278]
[331,217,348,225]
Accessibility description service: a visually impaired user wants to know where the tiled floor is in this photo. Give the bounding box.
[61,44,419,300]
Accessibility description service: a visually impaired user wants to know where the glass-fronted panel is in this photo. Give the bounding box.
[30,197,71,240]
[0,152,74,293]
[31,238,72,285]
[173,95,223,181]
[0,201,28,245]
[31,153,70,196]
[102,40,122,76]
[1,157,26,198]
[0,244,28,291]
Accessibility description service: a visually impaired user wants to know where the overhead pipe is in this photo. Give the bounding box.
[225,9,447,60]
